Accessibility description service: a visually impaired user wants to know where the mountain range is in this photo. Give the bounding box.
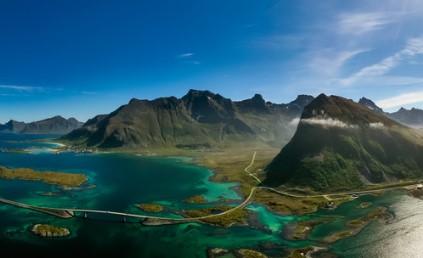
[0,116,83,135]
[389,108,423,128]
[3,89,423,192]
[358,97,423,129]
[62,90,314,149]
[265,94,423,191]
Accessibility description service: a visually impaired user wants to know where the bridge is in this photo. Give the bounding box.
[0,198,74,218]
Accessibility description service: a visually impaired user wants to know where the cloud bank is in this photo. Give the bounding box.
[376,90,423,109]
[301,117,358,129]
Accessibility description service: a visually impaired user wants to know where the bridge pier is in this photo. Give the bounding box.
[84,212,88,219]
[122,217,126,223]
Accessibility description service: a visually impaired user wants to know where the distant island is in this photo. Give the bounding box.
[0,166,87,187]
[31,224,71,238]
[0,116,83,135]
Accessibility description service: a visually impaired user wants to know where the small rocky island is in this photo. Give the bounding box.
[136,203,164,213]
[185,195,206,204]
[184,206,249,227]
[31,224,70,238]
[208,248,268,258]
[0,166,87,187]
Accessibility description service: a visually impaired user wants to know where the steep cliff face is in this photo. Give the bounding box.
[63,90,314,149]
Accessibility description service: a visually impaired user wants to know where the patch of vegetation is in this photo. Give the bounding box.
[357,202,372,209]
[31,224,70,238]
[292,151,364,191]
[324,207,391,243]
[207,248,268,258]
[286,248,314,258]
[254,188,351,215]
[185,195,206,204]
[255,192,324,215]
[284,218,333,240]
[136,203,164,213]
[198,146,279,195]
[184,206,248,227]
[0,166,87,187]
[235,249,268,258]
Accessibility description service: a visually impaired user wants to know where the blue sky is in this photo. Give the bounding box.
[1,0,423,122]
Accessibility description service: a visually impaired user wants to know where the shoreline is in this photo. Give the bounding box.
[50,143,423,202]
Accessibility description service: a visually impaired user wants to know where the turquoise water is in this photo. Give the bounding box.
[0,134,299,257]
[0,133,422,257]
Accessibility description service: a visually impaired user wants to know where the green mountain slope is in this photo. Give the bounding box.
[63,90,314,149]
[265,94,423,192]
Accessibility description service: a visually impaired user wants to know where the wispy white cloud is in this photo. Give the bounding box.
[369,122,385,129]
[340,37,423,86]
[376,90,423,109]
[177,52,200,64]
[309,48,369,77]
[177,53,194,58]
[0,84,43,92]
[337,12,397,35]
[289,117,301,126]
[301,117,358,129]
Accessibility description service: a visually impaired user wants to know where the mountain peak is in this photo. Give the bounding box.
[50,115,66,120]
[252,93,264,100]
[6,119,24,125]
[235,93,267,113]
[289,94,315,106]
[358,97,384,113]
[183,89,216,99]
[249,93,266,106]
[302,95,397,127]
[316,93,328,100]
[129,98,142,105]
